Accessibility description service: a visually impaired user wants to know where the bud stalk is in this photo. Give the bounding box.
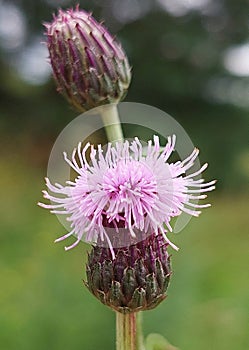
[116,312,136,350]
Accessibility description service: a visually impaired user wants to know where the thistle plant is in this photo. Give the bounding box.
[39,6,215,350]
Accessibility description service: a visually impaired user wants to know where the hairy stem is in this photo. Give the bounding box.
[100,103,124,142]
[116,312,137,350]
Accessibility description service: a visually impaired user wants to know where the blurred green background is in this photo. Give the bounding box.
[0,0,248,349]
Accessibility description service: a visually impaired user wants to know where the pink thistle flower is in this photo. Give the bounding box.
[39,135,215,256]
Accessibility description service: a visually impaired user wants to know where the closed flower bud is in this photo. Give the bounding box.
[85,234,171,314]
[44,6,131,112]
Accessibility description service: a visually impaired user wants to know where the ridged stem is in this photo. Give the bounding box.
[100,103,124,142]
[116,312,136,350]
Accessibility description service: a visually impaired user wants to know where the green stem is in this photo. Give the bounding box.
[116,312,137,350]
[136,312,145,350]
[100,103,124,142]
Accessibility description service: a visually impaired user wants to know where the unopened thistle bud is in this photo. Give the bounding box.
[85,234,171,313]
[44,6,131,112]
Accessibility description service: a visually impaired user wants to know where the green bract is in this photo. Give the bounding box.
[85,234,171,313]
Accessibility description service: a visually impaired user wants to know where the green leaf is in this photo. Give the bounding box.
[145,333,179,350]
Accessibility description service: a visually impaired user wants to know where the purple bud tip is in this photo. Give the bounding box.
[44,6,132,112]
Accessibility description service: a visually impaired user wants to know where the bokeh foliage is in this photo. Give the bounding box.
[0,0,248,349]
[0,0,249,190]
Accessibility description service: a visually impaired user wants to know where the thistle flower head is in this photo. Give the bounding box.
[85,233,171,313]
[44,6,131,112]
[39,135,216,256]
